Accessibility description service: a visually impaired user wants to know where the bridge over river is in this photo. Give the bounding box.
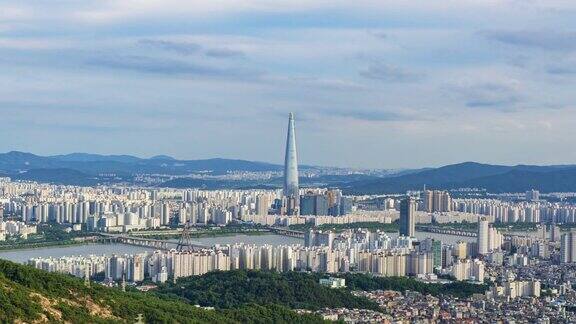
[416,225,533,241]
[96,233,210,251]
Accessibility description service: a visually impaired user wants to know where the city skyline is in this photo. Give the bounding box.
[3,2,576,323]
[1,1,576,169]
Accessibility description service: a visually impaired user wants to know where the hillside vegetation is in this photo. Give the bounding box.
[156,270,380,311]
[339,273,488,298]
[0,260,325,323]
[155,270,488,311]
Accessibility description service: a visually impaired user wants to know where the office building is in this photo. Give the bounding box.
[299,189,351,217]
[300,192,328,216]
[400,197,416,237]
[326,189,342,216]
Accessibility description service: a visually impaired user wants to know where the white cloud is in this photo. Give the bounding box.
[0,0,575,167]
[0,38,73,50]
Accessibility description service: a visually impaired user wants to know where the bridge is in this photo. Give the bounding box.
[126,229,182,237]
[415,226,531,241]
[97,233,210,251]
[268,227,305,238]
[416,226,478,237]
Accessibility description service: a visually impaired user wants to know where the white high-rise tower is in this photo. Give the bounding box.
[283,113,299,197]
[478,217,489,255]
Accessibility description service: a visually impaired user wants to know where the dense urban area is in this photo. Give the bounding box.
[3,0,576,322]
[3,174,576,322]
[0,114,575,322]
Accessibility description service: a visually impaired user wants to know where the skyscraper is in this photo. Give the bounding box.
[477,216,502,255]
[283,112,299,197]
[477,217,489,255]
[400,197,416,237]
[560,230,576,263]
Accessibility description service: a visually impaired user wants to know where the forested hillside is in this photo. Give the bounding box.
[0,260,324,323]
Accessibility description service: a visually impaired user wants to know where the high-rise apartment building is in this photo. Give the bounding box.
[256,194,270,216]
[454,241,468,260]
[422,190,452,212]
[478,217,489,255]
[305,230,334,250]
[525,189,540,202]
[477,216,503,255]
[420,238,442,268]
[551,225,562,242]
[452,259,485,282]
[161,203,170,225]
[490,280,541,299]
[560,231,576,263]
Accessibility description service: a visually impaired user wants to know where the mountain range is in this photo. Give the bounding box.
[1,151,576,193]
[343,162,576,194]
[0,151,288,186]
[0,151,281,181]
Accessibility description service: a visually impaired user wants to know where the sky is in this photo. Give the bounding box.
[1,0,576,169]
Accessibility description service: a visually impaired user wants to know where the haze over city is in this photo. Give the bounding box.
[2,1,576,168]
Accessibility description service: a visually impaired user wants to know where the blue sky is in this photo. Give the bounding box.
[1,0,576,168]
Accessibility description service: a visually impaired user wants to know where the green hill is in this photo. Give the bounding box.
[0,259,325,323]
[156,270,380,311]
[155,270,487,311]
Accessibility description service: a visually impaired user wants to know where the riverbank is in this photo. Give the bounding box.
[289,222,399,233]
[0,239,84,251]
[0,234,303,263]
[0,227,285,252]
[139,228,273,240]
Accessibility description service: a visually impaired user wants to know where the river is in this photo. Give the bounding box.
[0,231,476,264]
[0,234,302,263]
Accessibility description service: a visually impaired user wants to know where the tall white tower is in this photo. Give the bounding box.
[478,217,489,255]
[283,113,299,197]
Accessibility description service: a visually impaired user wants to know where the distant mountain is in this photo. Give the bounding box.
[345,162,576,194]
[149,154,176,161]
[455,168,576,193]
[4,151,574,193]
[50,152,143,163]
[0,151,59,169]
[0,151,282,179]
[11,168,100,186]
[160,178,246,190]
[160,174,383,190]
